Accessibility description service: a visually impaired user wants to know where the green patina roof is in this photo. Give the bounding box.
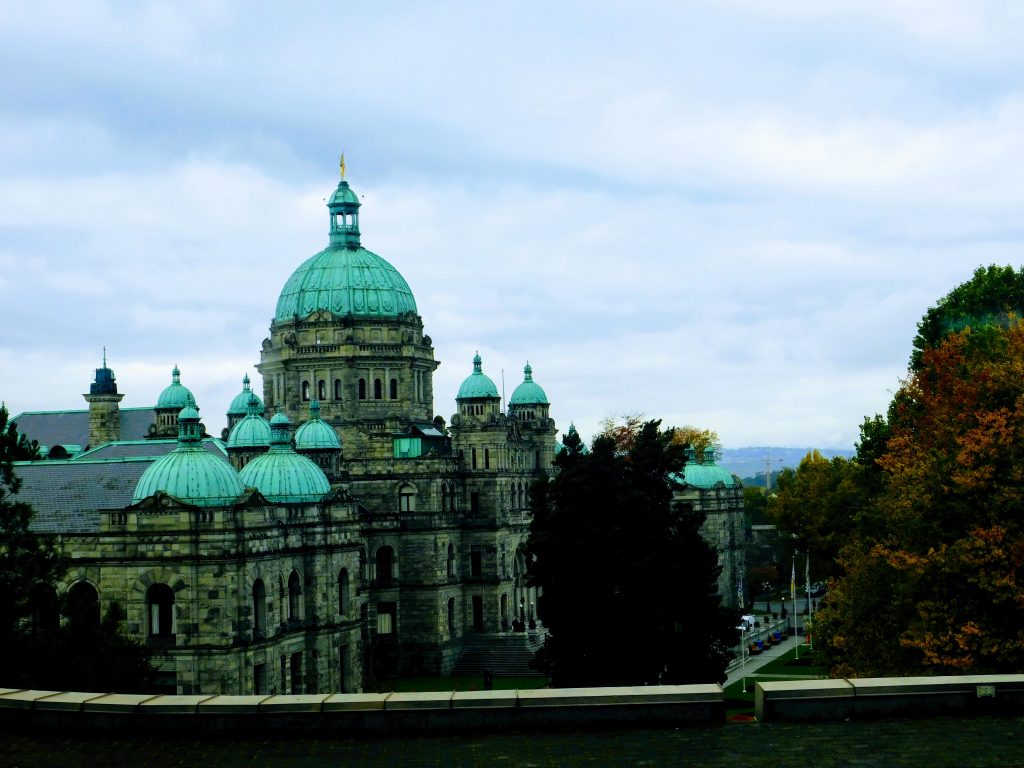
[295,400,341,451]
[228,374,263,416]
[675,447,737,489]
[226,395,271,448]
[133,403,244,507]
[274,177,417,321]
[509,362,549,406]
[456,353,500,400]
[155,366,194,410]
[239,412,330,503]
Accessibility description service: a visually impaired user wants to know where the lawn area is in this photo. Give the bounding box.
[724,646,826,720]
[381,676,550,692]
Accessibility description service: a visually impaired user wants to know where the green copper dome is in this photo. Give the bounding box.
[227,395,271,448]
[274,177,417,321]
[295,401,341,451]
[133,403,244,507]
[155,366,194,410]
[676,447,736,489]
[509,362,549,405]
[228,374,263,416]
[239,412,331,503]
[457,353,500,400]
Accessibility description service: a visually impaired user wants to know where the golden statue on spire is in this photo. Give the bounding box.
[339,153,346,180]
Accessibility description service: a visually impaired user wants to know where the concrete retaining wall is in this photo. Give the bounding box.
[0,684,725,736]
[756,675,1024,722]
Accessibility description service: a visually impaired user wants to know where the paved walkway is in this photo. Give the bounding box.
[723,631,811,688]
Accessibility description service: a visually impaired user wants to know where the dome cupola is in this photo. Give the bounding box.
[132,397,245,507]
[677,446,736,489]
[295,400,341,451]
[227,394,272,449]
[509,362,549,406]
[456,353,500,400]
[156,366,194,411]
[274,163,417,321]
[239,411,331,503]
[228,374,263,417]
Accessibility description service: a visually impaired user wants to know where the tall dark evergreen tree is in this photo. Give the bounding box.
[526,420,737,687]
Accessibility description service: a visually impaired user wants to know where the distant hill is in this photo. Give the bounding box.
[719,446,855,484]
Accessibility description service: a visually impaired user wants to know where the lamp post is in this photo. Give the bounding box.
[740,625,748,693]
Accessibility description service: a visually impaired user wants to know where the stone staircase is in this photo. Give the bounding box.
[452,630,547,677]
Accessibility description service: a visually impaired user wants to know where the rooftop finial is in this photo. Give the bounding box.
[340,152,346,179]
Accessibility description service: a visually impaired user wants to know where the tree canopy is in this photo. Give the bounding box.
[911,264,1024,372]
[816,321,1024,676]
[526,419,737,687]
[597,413,721,456]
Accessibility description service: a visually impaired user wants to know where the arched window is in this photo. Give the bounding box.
[373,378,382,400]
[147,583,175,643]
[288,570,301,622]
[447,543,455,577]
[358,378,367,400]
[338,569,350,617]
[253,579,267,638]
[447,597,456,632]
[389,378,398,399]
[318,380,326,400]
[334,379,342,400]
[66,581,100,631]
[301,381,310,401]
[376,546,395,586]
[398,484,415,513]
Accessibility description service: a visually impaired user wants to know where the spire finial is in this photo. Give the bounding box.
[340,152,346,179]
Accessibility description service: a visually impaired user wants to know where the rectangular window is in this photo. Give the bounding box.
[377,603,396,635]
[471,546,483,577]
[280,655,287,693]
[471,448,477,469]
[484,448,490,469]
[290,652,303,694]
[254,663,267,695]
[470,492,480,514]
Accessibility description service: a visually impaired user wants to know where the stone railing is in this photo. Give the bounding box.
[755,674,1024,721]
[0,685,723,735]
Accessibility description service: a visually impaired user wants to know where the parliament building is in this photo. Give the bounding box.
[11,168,744,695]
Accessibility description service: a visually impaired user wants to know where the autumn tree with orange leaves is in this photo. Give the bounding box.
[816,321,1024,676]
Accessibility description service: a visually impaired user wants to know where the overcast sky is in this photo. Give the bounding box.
[2,1,1023,450]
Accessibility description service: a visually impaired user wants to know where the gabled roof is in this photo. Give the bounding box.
[12,407,155,450]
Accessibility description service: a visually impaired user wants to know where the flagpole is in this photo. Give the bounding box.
[805,551,812,653]
[791,554,798,660]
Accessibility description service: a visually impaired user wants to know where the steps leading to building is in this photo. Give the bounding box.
[452,631,547,677]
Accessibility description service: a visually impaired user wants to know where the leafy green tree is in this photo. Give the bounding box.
[0,404,63,654]
[911,264,1024,372]
[526,420,737,687]
[765,450,866,582]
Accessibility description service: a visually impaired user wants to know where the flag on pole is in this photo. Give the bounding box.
[790,558,796,603]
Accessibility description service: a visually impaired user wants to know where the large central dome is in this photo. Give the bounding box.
[274,178,417,321]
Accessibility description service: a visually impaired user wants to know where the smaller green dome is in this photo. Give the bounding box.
[228,374,263,416]
[295,401,341,451]
[456,353,500,400]
[509,362,549,406]
[676,447,736,489]
[239,411,330,503]
[156,366,194,410]
[133,402,244,507]
[227,395,271,448]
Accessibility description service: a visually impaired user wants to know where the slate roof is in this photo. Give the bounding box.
[12,439,232,534]
[11,407,156,450]
[14,458,153,534]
